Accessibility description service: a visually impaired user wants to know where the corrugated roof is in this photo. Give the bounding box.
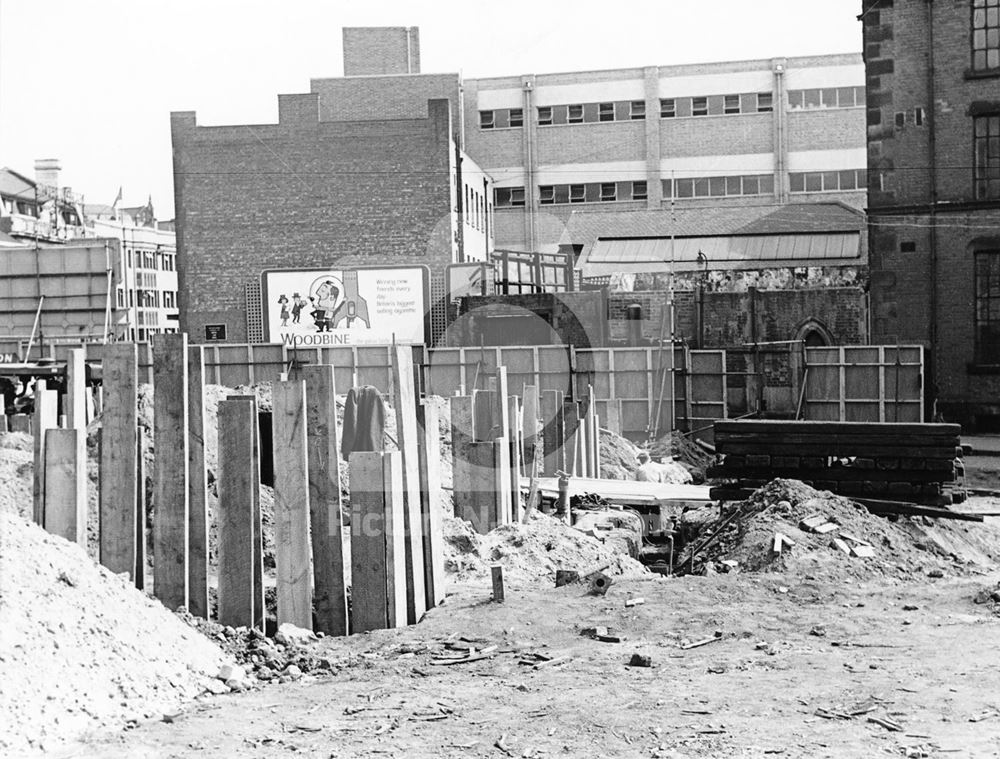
[579,232,862,277]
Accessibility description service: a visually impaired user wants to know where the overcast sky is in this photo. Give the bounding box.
[0,1,862,219]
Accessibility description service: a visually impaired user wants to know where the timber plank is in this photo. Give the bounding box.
[32,385,58,525]
[187,346,209,618]
[272,380,313,630]
[716,441,960,459]
[152,333,189,610]
[99,344,139,579]
[217,399,258,628]
[709,466,955,483]
[450,395,476,526]
[302,364,348,637]
[391,345,426,625]
[43,428,82,542]
[541,389,564,477]
[417,400,445,608]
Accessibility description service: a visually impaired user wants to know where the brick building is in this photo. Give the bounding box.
[171,93,492,344]
[863,0,1000,430]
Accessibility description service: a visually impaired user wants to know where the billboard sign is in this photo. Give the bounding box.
[261,266,429,346]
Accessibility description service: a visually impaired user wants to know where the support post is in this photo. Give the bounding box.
[99,344,139,579]
[272,379,313,630]
[303,364,348,636]
[187,345,209,618]
[450,395,475,525]
[417,400,445,607]
[32,383,58,525]
[541,389,565,477]
[43,428,82,543]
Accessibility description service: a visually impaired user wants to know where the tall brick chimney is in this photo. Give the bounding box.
[342,27,420,76]
[34,158,61,189]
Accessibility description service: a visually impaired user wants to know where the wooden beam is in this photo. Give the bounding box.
[152,333,190,610]
[521,385,540,476]
[43,428,82,542]
[349,451,407,632]
[99,344,139,579]
[450,395,475,525]
[494,367,510,440]
[417,400,445,607]
[506,394,522,522]
[563,401,581,477]
[32,384,58,526]
[390,345,426,625]
[472,388,496,441]
[541,389,564,477]
[272,379,313,630]
[302,364,348,637]
[136,426,147,590]
[217,399,258,628]
[187,346,209,618]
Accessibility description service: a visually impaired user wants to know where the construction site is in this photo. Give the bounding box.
[1,332,1000,759]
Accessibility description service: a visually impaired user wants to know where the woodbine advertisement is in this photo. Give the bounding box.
[261,266,429,346]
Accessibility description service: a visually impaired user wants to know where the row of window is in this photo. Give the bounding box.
[539,181,648,205]
[463,183,490,234]
[973,0,1000,71]
[974,114,1000,201]
[126,248,175,272]
[975,249,1000,363]
[479,87,866,130]
[493,170,867,206]
[116,288,178,310]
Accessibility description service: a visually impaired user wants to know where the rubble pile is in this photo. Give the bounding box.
[0,512,230,755]
[0,432,33,520]
[649,430,714,482]
[682,479,1000,580]
[443,512,648,583]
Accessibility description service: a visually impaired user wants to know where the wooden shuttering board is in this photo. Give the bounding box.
[450,395,476,525]
[99,344,139,579]
[349,451,406,632]
[187,346,210,618]
[803,346,924,423]
[152,333,190,610]
[540,389,565,477]
[217,398,260,628]
[272,379,313,629]
[42,428,82,542]
[32,386,58,525]
[302,364,348,637]
[390,345,426,625]
[417,400,445,608]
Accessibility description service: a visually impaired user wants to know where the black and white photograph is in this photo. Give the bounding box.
[1,1,1000,756]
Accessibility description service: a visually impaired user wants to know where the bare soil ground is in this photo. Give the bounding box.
[60,564,1000,759]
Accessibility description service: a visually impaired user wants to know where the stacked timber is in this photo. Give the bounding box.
[709,420,964,507]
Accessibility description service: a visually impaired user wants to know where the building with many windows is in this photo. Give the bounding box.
[462,52,867,257]
[863,0,1000,430]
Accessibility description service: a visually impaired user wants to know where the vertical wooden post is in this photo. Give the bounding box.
[417,400,445,608]
[349,451,406,632]
[563,401,581,477]
[43,428,81,542]
[228,393,266,630]
[64,348,88,545]
[521,385,540,476]
[152,333,189,610]
[506,394,522,522]
[187,346,209,618]
[272,379,313,630]
[495,436,512,525]
[136,426,147,590]
[587,385,600,478]
[390,345,426,625]
[494,367,510,440]
[465,439,506,533]
[99,344,139,579]
[450,395,475,525]
[472,388,496,440]
[541,389,565,476]
[0,415,7,433]
[302,364,347,636]
[217,399,258,628]
[32,383,58,525]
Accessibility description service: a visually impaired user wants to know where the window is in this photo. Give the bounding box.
[975,250,1000,362]
[569,184,586,203]
[788,90,804,109]
[757,92,773,112]
[598,102,614,122]
[538,106,553,125]
[568,104,584,123]
[600,182,617,202]
[974,115,1000,199]
[692,96,708,116]
[630,100,646,119]
[724,94,741,115]
[479,110,494,129]
[539,185,555,205]
[509,108,523,128]
[632,180,648,201]
[494,187,525,207]
[789,169,867,193]
[973,0,1000,71]
[660,98,676,118]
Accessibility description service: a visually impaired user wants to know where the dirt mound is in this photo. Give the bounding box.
[682,479,1000,580]
[443,512,648,584]
[0,432,33,520]
[0,512,230,755]
[649,430,714,482]
[599,428,691,483]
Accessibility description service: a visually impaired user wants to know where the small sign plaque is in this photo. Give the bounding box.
[204,324,227,342]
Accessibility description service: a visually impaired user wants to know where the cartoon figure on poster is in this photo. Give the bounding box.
[283,273,370,333]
